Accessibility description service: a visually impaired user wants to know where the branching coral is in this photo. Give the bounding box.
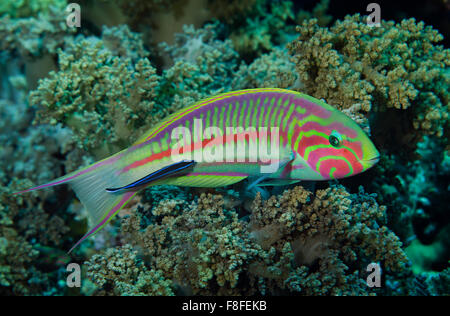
[247,185,409,295]
[287,15,449,153]
[2,0,447,297]
[29,26,161,157]
[0,99,74,293]
[0,10,81,294]
[85,244,174,296]
[120,193,263,295]
[0,8,74,60]
[0,179,69,295]
[0,181,39,294]
[0,0,67,18]
[0,8,75,90]
[87,185,411,296]
[158,23,241,114]
[232,48,298,89]
[229,0,296,58]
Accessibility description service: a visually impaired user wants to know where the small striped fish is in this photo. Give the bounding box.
[16,88,379,252]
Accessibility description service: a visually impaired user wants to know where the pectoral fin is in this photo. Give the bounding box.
[106,160,196,193]
[247,149,296,189]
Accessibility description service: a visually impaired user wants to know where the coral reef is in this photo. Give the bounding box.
[85,244,174,296]
[0,9,74,60]
[287,15,449,153]
[232,48,298,89]
[0,179,70,295]
[0,0,67,18]
[247,185,409,295]
[29,26,161,157]
[84,186,410,295]
[1,0,448,297]
[228,0,296,59]
[0,78,75,294]
[29,22,242,158]
[119,192,261,295]
[0,7,75,91]
[158,22,241,111]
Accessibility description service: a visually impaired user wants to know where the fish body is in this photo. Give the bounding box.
[16,88,380,252]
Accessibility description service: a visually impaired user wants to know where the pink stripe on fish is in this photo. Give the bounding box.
[318,159,351,179]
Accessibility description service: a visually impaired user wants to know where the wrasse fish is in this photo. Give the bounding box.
[15,88,380,252]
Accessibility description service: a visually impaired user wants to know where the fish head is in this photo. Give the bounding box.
[294,109,380,180]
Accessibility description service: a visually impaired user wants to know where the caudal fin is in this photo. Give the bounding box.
[15,151,138,253]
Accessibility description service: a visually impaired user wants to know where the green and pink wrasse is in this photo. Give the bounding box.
[15,88,380,253]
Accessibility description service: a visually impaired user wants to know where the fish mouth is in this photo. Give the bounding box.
[361,155,380,169]
[365,155,380,163]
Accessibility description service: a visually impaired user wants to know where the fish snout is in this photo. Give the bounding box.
[361,154,380,170]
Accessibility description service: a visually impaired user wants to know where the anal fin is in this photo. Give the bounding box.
[161,172,248,188]
[256,178,301,186]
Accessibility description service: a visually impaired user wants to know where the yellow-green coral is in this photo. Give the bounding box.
[29,27,161,157]
[288,15,449,144]
[121,193,263,295]
[158,23,241,114]
[0,0,66,18]
[85,244,174,296]
[0,180,39,294]
[1,0,448,297]
[249,186,408,281]
[109,185,409,295]
[230,0,296,57]
[0,9,75,60]
[233,48,298,89]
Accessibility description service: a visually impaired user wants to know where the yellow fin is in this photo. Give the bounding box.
[159,173,248,188]
[256,179,301,186]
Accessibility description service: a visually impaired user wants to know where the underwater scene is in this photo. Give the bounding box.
[0,0,449,297]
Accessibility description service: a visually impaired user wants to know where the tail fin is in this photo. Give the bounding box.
[15,151,138,253]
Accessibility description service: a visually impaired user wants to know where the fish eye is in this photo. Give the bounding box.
[329,130,343,148]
